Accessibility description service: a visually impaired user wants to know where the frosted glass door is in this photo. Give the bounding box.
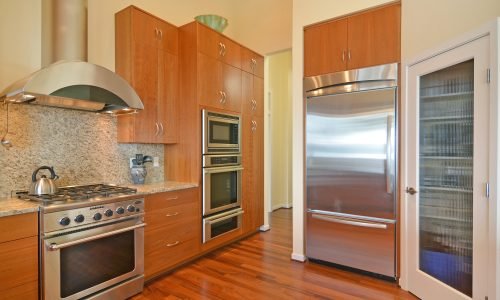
[418,60,473,297]
[406,35,489,300]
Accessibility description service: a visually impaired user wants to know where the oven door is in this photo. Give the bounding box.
[42,217,145,300]
[203,166,243,216]
[203,111,241,153]
[203,208,244,243]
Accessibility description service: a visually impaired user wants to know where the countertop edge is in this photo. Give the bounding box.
[0,181,199,218]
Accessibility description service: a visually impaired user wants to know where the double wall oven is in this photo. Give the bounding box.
[202,110,244,243]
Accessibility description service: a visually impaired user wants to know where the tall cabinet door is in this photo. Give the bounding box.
[406,36,489,300]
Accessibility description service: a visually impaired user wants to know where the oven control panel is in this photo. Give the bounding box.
[43,198,145,233]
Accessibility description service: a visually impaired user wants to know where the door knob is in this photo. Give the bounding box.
[406,187,418,195]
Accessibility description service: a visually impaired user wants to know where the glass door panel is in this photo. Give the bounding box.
[418,60,474,297]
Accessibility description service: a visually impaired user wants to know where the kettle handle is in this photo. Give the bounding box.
[32,166,58,182]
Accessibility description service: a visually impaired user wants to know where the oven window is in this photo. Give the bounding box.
[60,230,135,298]
[211,171,238,209]
[210,121,238,144]
[211,215,239,238]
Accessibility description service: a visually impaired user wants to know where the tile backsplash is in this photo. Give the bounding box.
[0,103,164,197]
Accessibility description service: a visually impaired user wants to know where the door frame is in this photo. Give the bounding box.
[400,18,500,299]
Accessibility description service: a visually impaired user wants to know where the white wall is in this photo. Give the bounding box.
[268,50,293,211]
[402,0,500,60]
[0,0,292,91]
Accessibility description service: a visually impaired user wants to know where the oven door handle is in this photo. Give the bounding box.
[204,166,244,174]
[46,223,146,251]
[207,210,244,224]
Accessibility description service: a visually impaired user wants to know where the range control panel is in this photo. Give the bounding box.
[43,198,144,233]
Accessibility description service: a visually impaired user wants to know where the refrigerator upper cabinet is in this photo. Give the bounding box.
[306,88,396,220]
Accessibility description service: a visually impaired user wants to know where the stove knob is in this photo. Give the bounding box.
[74,215,85,223]
[116,207,125,215]
[127,205,135,212]
[104,209,113,217]
[93,213,102,221]
[59,217,70,226]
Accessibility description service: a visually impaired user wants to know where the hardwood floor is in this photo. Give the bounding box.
[133,209,417,300]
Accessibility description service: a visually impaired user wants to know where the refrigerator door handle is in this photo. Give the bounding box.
[386,115,394,194]
[311,213,388,229]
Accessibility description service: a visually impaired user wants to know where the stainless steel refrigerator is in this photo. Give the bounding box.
[305,63,398,278]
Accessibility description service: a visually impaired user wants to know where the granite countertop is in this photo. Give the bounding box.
[128,181,198,194]
[0,198,40,217]
[0,181,198,218]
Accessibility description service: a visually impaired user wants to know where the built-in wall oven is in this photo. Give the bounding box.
[202,109,244,243]
[202,109,241,154]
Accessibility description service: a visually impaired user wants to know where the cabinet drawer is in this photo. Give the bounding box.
[145,200,198,229]
[145,220,200,277]
[0,236,38,293]
[1,280,38,300]
[145,188,198,211]
[0,213,37,243]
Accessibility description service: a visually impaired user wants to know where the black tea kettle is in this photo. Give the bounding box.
[29,166,59,195]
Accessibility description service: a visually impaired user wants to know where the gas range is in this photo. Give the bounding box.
[15,183,141,212]
[15,183,145,232]
[23,183,146,299]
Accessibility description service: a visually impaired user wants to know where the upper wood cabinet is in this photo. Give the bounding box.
[115,6,179,143]
[242,71,264,117]
[198,53,242,113]
[304,2,401,76]
[198,23,241,69]
[241,48,264,78]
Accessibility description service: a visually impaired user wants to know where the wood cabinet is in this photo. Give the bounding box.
[144,188,200,279]
[242,71,264,118]
[198,53,242,112]
[241,47,264,78]
[0,213,38,300]
[242,114,264,233]
[198,23,241,69]
[116,6,179,143]
[304,2,400,76]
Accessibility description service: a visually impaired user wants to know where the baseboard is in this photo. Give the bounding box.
[259,224,270,231]
[272,203,293,211]
[291,253,306,262]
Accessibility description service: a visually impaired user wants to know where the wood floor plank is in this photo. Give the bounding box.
[132,208,417,300]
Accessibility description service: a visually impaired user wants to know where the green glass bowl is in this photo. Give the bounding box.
[195,15,228,33]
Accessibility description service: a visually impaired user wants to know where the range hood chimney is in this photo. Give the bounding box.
[0,0,143,114]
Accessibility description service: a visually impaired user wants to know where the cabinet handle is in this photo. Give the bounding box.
[159,29,163,40]
[166,241,180,247]
[218,42,224,56]
[219,91,224,103]
[155,122,160,136]
[166,196,179,200]
[166,212,179,217]
[221,43,227,56]
[348,49,351,61]
[342,50,345,62]
[221,91,227,104]
[159,122,164,136]
[252,99,256,110]
[154,28,158,39]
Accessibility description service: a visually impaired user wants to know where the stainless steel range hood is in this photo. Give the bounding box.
[0,0,143,114]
